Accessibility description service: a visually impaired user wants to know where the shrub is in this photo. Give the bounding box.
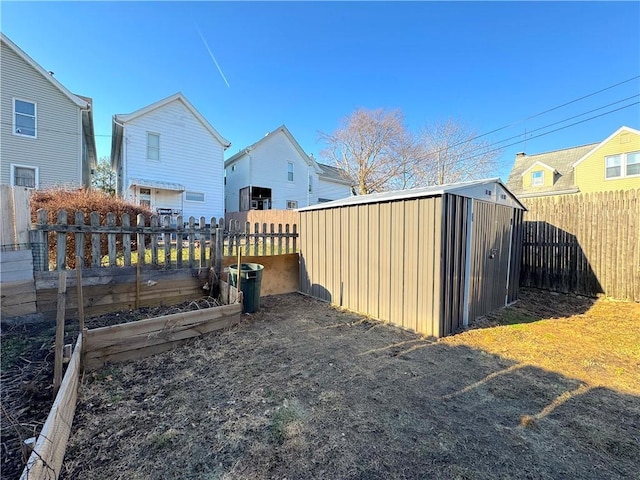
[30,188,152,269]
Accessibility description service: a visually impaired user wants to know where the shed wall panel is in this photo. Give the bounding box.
[469,201,514,321]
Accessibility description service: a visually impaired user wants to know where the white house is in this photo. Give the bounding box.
[0,33,96,190]
[111,92,230,221]
[224,125,352,213]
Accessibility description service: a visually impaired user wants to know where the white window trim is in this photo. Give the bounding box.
[147,132,160,161]
[13,98,37,138]
[185,191,206,202]
[286,200,298,210]
[605,151,640,180]
[10,163,39,189]
[531,170,544,186]
[287,162,294,182]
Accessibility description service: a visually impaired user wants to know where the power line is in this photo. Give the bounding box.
[452,93,640,154]
[444,74,640,147]
[458,101,640,164]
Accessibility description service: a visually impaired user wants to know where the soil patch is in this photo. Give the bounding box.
[58,290,639,479]
[0,297,222,479]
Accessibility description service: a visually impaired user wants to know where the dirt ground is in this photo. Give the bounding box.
[52,289,640,480]
[0,298,224,479]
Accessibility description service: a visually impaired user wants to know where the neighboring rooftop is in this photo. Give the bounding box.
[318,163,353,185]
[506,143,598,197]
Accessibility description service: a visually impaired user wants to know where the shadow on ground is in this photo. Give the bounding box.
[60,293,638,480]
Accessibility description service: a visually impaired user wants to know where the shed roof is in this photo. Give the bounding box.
[299,178,526,211]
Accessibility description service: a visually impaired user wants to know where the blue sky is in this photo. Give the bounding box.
[3,1,639,182]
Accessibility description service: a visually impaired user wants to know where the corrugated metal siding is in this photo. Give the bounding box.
[0,42,81,188]
[441,194,468,336]
[468,201,514,321]
[300,196,444,337]
[507,208,524,304]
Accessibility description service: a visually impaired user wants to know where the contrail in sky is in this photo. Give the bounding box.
[194,22,230,88]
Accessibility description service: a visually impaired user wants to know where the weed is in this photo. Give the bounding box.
[146,428,179,450]
[269,404,303,445]
[0,336,32,369]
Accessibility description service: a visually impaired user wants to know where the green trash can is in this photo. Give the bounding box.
[228,263,264,313]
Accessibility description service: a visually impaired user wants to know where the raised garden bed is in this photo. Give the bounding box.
[2,281,241,480]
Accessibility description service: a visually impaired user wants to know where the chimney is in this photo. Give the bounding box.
[516,152,526,158]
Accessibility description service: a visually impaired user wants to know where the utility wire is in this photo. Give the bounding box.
[458,101,640,164]
[440,75,640,148]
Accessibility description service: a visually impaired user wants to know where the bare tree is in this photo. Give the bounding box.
[91,156,116,195]
[319,108,407,194]
[416,119,500,186]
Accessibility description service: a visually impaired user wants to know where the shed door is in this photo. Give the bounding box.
[468,201,514,322]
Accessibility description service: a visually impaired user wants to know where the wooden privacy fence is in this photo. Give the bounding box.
[521,189,639,301]
[30,209,299,271]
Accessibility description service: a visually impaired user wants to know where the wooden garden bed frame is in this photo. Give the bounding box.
[20,281,242,480]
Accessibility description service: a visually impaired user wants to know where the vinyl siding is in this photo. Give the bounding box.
[225,131,315,212]
[574,130,640,193]
[0,41,82,188]
[522,164,555,189]
[316,177,352,202]
[122,100,225,219]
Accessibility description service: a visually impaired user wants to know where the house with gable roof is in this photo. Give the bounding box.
[224,125,353,213]
[506,126,640,198]
[0,33,96,190]
[111,92,231,220]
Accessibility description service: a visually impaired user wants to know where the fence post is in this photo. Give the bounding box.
[262,223,267,256]
[188,216,196,268]
[215,227,223,277]
[270,223,275,256]
[177,216,184,269]
[122,214,131,267]
[107,212,117,266]
[32,208,49,271]
[150,215,159,267]
[163,215,171,269]
[285,224,290,254]
[74,211,84,268]
[200,217,207,268]
[208,217,216,268]
[91,212,100,268]
[278,223,283,255]
[137,214,146,267]
[56,210,67,270]
[293,224,297,253]
[254,222,259,256]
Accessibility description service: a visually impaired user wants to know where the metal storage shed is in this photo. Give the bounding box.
[298,178,527,338]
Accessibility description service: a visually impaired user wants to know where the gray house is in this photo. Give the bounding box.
[298,178,526,338]
[0,33,96,190]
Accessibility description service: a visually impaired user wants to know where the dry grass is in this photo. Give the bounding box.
[60,289,639,479]
[444,289,640,394]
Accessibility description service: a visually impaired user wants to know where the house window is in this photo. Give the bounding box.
[139,188,151,208]
[287,162,294,182]
[626,151,640,176]
[286,200,298,209]
[605,155,622,179]
[185,191,205,202]
[14,99,36,137]
[308,175,313,193]
[147,133,160,161]
[531,170,544,186]
[11,164,38,188]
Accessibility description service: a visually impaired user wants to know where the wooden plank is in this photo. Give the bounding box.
[85,302,241,343]
[122,214,132,267]
[76,255,85,332]
[13,187,31,245]
[53,271,67,397]
[84,307,242,360]
[91,212,101,268]
[20,335,82,480]
[0,185,15,247]
[56,210,67,270]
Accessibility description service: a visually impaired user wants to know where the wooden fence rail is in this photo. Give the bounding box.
[521,189,639,301]
[30,210,298,271]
